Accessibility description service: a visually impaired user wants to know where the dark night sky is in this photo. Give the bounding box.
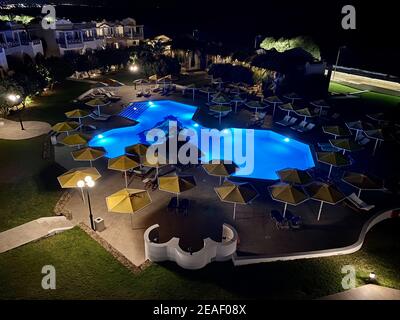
[3,0,399,75]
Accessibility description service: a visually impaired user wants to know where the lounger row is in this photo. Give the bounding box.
[276,116,315,132]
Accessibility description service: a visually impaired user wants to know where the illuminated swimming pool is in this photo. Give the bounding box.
[89,100,315,179]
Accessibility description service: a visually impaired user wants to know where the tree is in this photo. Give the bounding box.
[260,36,320,60]
[40,57,74,89]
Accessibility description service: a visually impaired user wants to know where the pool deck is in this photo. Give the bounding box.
[58,84,400,267]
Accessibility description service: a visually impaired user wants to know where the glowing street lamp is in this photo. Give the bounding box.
[8,94,21,102]
[77,176,96,230]
[369,272,376,282]
[129,64,139,73]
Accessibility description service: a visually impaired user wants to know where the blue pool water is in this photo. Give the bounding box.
[89,100,315,179]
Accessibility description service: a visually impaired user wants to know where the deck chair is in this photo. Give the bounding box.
[299,122,316,133]
[291,120,307,132]
[317,142,338,152]
[347,193,375,211]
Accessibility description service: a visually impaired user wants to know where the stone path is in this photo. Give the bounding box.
[320,284,400,300]
[0,118,51,140]
[0,216,74,253]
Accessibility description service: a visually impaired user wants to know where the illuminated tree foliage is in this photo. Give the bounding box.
[260,36,320,60]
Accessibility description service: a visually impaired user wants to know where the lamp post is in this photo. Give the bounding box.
[77,176,96,230]
[332,46,346,80]
[8,94,24,130]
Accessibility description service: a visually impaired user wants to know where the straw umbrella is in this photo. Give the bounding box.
[364,129,387,156]
[65,109,90,125]
[277,168,312,185]
[52,121,80,136]
[108,155,140,188]
[283,92,301,104]
[71,146,105,167]
[203,160,238,185]
[342,171,385,197]
[310,99,330,116]
[345,120,374,140]
[231,94,245,112]
[316,151,351,178]
[264,95,283,116]
[294,107,315,122]
[212,77,224,89]
[245,100,266,115]
[60,133,91,149]
[209,104,232,124]
[106,188,152,228]
[183,84,197,100]
[57,167,101,202]
[215,181,258,220]
[279,103,295,116]
[322,125,351,139]
[158,175,196,206]
[85,97,110,115]
[305,182,345,221]
[268,183,308,217]
[329,138,363,154]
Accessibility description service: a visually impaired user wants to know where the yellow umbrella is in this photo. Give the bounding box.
[264,95,283,116]
[268,182,308,217]
[316,151,351,178]
[277,168,312,185]
[209,104,232,124]
[245,100,266,114]
[71,147,105,167]
[283,92,301,104]
[57,167,101,202]
[203,160,238,185]
[310,99,330,116]
[158,175,196,205]
[60,133,91,148]
[142,152,168,177]
[294,107,315,121]
[125,143,149,157]
[65,109,90,124]
[108,155,140,188]
[329,138,363,154]
[342,172,384,197]
[106,188,152,227]
[85,97,110,115]
[52,121,80,135]
[211,92,231,105]
[279,102,295,116]
[322,126,351,139]
[215,181,258,219]
[304,182,345,221]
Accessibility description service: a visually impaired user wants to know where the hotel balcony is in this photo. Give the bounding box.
[0,38,43,58]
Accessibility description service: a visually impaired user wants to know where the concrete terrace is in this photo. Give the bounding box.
[56,82,400,267]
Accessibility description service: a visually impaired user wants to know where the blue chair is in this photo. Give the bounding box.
[285,211,302,229]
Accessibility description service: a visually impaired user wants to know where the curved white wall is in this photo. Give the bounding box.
[144,223,238,270]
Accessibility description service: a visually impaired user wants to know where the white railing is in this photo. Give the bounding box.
[144,223,238,269]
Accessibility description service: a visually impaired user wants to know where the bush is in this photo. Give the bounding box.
[260,36,320,60]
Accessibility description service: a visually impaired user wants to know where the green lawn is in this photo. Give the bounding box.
[10,80,93,125]
[0,218,399,300]
[0,80,90,231]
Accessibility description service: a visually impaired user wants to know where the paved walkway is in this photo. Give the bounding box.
[320,284,400,300]
[0,217,74,253]
[0,118,51,140]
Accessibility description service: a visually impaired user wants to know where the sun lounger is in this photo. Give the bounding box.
[105,92,121,101]
[347,193,375,211]
[358,137,371,145]
[291,120,308,132]
[276,116,297,127]
[317,142,338,152]
[136,91,143,97]
[275,115,291,126]
[298,122,316,133]
[270,210,290,229]
[143,90,151,98]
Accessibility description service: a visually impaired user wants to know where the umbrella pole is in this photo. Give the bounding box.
[219,112,221,125]
[97,106,100,115]
[273,104,276,117]
[233,202,237,220]
[156,167,159,177]
[90,160,93,167]
[124,171,128,188]
[317,201,324,221]
[219,176,222,185]
[358,189,362,198]
[355,130,359,141]
[373,139,379,156]
[192,90,195,101]
[328,165,333,178]
[283,202,288,217]
[80,187,85,203]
